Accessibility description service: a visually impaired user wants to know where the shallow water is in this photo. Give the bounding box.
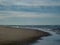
[8,25,60,45]
[32,28,60,45]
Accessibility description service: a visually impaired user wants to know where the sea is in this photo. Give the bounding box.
[5,25,60,45]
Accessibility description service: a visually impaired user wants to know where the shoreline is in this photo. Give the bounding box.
[0,26,50,45]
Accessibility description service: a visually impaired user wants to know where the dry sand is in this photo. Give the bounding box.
[0,26,50,45]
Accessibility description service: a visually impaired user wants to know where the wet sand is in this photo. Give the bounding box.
[0,26,50,45]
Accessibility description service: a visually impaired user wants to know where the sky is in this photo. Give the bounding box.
[0,0,60,25]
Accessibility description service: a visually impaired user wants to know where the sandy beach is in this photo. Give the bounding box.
[0,26,50,45]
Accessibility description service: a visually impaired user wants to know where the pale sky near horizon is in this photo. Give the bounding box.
[0,0,60,25]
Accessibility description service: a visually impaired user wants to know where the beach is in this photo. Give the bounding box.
[0,26,50,45]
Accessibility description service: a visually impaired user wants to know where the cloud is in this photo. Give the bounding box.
[0,0,60,6]
[0,11,60,19]
[0,5,60,13]
[0,0,60,14]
